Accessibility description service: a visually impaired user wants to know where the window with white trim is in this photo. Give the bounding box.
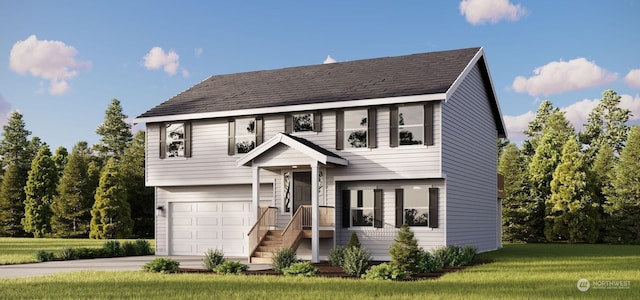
[398,105,424,146]
[351,190,374,226]
[403,187,429,226]
[235,117,256,154]
[344,110,368,148]
[293,113,314,132]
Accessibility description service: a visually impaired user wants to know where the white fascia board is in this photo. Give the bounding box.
[133,93,446,124]
[236,134,284,166]
[445,48,483,102]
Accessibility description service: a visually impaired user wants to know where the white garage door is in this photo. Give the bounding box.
[170,201,252,256]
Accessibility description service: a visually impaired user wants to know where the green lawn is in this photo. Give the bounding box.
[0,243,638,299]
[0,237,153,265]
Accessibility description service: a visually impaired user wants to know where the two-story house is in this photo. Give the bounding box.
[134,47,507,263]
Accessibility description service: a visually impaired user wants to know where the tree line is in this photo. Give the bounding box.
[0,99,153,239]
[499,89,640,244]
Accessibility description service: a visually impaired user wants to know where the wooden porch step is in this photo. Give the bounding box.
[250,256,273,264]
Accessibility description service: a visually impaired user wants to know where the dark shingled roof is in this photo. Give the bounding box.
[137,47,481,118]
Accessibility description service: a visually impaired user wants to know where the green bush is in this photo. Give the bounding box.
[122,241,136,256]
[34,250,55,262]
[328,245,346,267]
[363,263,407,281]
[283,261,318,277]
[272,248,297,274]
[203,248,226,271]
[102,240,124,257]
[389,224,422,274]
[73,247,105,259]
[417,250,441,273]
[342,246,371,277]
[214,260,247,275]
[347,232,361,248]
[432,246,456,267]
[142,257,180,273]
[133,239,152,255]
[451,245,477,266]
[60,247,76,260]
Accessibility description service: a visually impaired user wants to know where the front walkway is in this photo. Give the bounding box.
[0,256,271,279]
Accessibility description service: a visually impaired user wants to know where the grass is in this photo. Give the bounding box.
[0,237,154,265]
[0,243,638,299]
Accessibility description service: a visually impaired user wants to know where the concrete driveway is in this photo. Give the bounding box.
[0,256,271,279]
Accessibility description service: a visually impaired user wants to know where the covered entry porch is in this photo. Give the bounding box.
[237,133,348,262]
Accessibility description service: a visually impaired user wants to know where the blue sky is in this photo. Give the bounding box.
[1,0,639,150]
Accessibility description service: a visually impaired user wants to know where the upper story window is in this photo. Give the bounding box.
[285,112,322,133]
[159,122,191,159]
[228,117,263,155]
[390,102,434,147]
[336,108,377,150]
[395,187,439,228]
[342,189,383,228]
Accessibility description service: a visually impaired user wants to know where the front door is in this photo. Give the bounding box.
[292,172,312,214]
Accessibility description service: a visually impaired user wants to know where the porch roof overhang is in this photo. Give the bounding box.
[236,133,348,167]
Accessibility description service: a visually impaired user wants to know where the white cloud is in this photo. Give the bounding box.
[560,98,599,132]
[0,94,12,125]
[512,58,617,96]
[623,69,640,89]
[143,47,183,76]
[620,94,640,121]
[9,35,91,95]
[323,55,337,64]
[459,0,527,25]
[195,48,203,58]
[181,68,190,78]
[503,110,536,141]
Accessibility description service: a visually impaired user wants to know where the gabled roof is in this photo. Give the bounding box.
[237,133,348,167]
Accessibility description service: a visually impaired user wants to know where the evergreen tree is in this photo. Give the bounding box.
[528,112,574,241]
[52,146,68,178]
[120,131,154,237]
[522,100,560,157]
[0,111,32,170]
[588,145,615,241]
[51,141,94,237]
[579,90,630,156]
[94,99,132,160]
[389,224,422,274]
[0,164,28,236]
[604,126,640,244]
[498,143,534,242]
[90,157,133,239]
[22,145,58,237]
[545,138,599,243]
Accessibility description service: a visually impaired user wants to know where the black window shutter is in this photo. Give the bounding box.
[368,108,377,149]
[184,121,192,158]
[395,189,403,228]
[390,106,398,148]
[227,120,235,156]
[313,112,322,132]
[429,188,439,228]
[336,111,344,150]
[255,117,264,146]
[424,103,434,146]
[374,189,383,228]
[159,123,166,159]
[342,190,351,228]
[284,114,292,133]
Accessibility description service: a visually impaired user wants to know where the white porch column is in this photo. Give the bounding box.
[252,165,260,221]
[311,162,319,263]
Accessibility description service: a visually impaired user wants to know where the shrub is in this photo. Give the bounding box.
[389,224,422,274]
[452,245,477,266]
[34,250,55,262]
[73,247,105,259]
[432,246,456,268]
[363,263,407,281]
[133,239,153,255]
[203,248,226,271]
[347,232,361,248]
[102,240,124,257]
[283,261,318,277]
[122,241,136,256]
[328,245,346,267]
[60,247,76,260]
[214,261,247,275]
[272,248,297,274]
[416,250,441,273]
[342,246,371,277]
[142,257,180,273]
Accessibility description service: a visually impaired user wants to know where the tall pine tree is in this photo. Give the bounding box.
[120,131,154,238]
[580,89,630,156]
[94,99,132,161]
[52,146,68,179]
[0,164,28,236]
[498,143,533,242]
[22,145,58,237]
[90,157,133,239]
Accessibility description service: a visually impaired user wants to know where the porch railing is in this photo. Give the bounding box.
[282,205,335,249]
[247,206,277,257]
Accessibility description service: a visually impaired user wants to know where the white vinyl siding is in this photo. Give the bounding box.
[441,63,500,252]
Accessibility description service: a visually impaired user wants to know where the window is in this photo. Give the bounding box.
[342,189,383,228]
[390,103,434,147]
[283,172,291,212]
[395,187,439,228]
[336,108,376,150]
[228,117,263,155]
[159,122,191,158]
[285,112,321,133]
